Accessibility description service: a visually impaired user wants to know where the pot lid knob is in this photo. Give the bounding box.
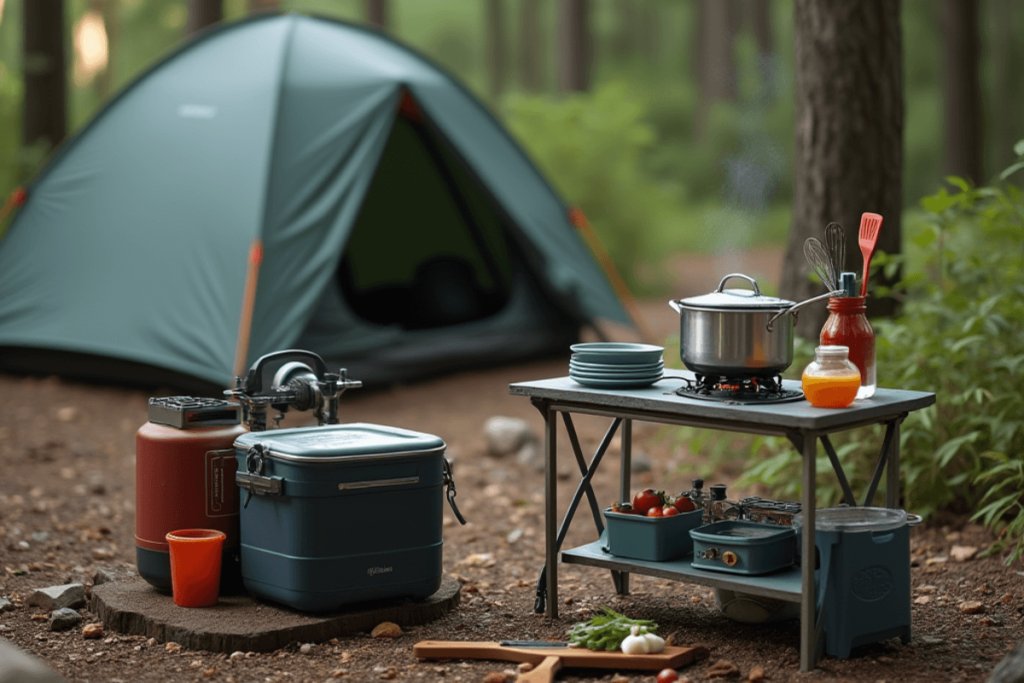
[710,484,728,501]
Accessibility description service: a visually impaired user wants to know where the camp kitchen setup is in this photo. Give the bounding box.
[509,271,935,673]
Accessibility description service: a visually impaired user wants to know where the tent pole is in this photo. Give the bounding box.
[232,238,263,384]
[568,208,656,344]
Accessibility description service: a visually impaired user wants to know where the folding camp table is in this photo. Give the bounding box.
[509,373,935,672]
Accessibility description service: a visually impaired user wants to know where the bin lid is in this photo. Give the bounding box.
[234,423,445,462]
[792,507,907,532]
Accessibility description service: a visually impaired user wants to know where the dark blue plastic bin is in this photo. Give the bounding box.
[603,507,703,561]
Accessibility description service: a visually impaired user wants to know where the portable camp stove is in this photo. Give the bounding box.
[739,496,803,526]
[674,373,804,405]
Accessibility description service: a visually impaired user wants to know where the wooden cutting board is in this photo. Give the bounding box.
[413,640,705,683]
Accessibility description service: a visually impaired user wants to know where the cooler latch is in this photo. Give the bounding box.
[443,458,467,525]
[237,444,283,507]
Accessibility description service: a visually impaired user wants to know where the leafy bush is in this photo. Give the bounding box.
[501,81,683,293]
[685,143,1024,565]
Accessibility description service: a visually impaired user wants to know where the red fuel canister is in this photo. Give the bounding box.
[135,397,246,594]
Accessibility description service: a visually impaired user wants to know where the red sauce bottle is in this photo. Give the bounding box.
[819,296,876,399]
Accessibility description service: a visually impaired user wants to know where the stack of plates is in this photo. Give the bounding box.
[569,343,665,388]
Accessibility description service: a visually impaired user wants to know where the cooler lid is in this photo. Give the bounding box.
[233,423,445,463]
[793,507,907,532]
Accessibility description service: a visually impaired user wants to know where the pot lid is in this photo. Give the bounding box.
[678,273,794,310]
[792,507,908,532]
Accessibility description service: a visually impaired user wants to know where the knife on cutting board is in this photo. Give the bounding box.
[413,640,707,683]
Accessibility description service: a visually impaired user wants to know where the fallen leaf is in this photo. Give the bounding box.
[914,596,932,605]
[747,665,765,682]
[82,623,103,639]
[949,545,978,562]
[707,660,740,679]
[370,622,402,638]
[165,642,182,652]
[461,553,496,568]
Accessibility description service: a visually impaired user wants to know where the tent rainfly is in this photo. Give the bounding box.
[0,13,630,393]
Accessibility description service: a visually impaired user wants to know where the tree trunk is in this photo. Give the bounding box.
[94,0,120,102]
[485,0,508,103]
[186,0,222,38]
[985,0,1023,174]
[784,0,903,333]
[694,0,739,138]
[517,0,546,92]
[941,0,982,185]
[556,0,590,93]
[248,0,282,12]
[366,0,388,31]
[22,0,66,153]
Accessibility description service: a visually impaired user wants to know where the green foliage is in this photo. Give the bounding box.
[566,606,658,652]
[721,145,1024,565]
[502,81,683,293]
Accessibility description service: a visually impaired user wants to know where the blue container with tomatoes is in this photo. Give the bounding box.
[233,423,454,612]
[602,506,704,562]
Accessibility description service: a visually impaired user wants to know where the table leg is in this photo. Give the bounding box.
[618,419,632,596]
[545,405,559,619]
[800,432,817,673]
[886,419,902,508]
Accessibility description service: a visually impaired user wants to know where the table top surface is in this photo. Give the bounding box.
[509,371,936,432]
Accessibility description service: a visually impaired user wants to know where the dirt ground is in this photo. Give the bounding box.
[1,254,1022,683]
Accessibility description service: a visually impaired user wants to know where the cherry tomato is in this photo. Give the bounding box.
[656,668,679,683]
[632,489,664,515]
[661,505,679,517]
[646,506,664,517]
[672,495,697,513]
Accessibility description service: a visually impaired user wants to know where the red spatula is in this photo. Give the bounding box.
[858,212,883,297]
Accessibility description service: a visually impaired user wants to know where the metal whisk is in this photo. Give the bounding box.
[804,237,838,292]
[825,222,846,277]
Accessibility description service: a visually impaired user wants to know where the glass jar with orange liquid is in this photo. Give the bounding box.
[802,346,861,408]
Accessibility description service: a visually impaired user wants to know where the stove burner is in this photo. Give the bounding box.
[674,373,804,405]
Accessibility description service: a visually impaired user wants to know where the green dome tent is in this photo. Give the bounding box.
[0,13,630,392]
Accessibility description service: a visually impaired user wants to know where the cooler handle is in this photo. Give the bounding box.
[338,476,420,490]
[443,458,467,525]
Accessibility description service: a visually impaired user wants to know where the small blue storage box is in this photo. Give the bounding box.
[234,424,447,612]
[603,507,703,561]
[690,520,797,575]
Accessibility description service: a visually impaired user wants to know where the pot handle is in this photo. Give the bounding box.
[765,289,844,331]
[715,273,761,295]
[669,300,683,314]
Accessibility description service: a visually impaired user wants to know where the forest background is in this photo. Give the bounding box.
[2,0,1024,564]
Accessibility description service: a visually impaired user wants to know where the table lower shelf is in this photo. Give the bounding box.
[561,539,806,603]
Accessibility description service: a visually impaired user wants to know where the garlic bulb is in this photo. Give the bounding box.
[620,624,665,654]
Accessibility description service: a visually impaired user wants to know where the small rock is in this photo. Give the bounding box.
[987,640,1024,683]
[747,666,765,682]
[460,553,496,568]
[82,623,103,639]
[483,417,535,456]
[31,531,50,543]
[958,600,985,614]
[57,406,79,422]
[17,541,30,550]
[925,556,948,565]
[300,643,313,654]
[916,585,937,594]
[146,637,158,646]
[0,598,14,612]
[370,622,402,638]
[950,545,978,562]
[92,566,129,586]
[379,667,398,680]
[91,548,115,560]
[707,660,740,678]
[49,607,83,631]
[513,440,540,468]
[914,596,932,605]
[166,642,182,652]
[27,583,87,610]
[505,528,524,545]
[482,673,508,683]
[229,651,245,662]
[920,635,945,645]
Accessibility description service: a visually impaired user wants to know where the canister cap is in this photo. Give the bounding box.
[148,397,240,429]
[792,507,907,532]
[234,423,445,461]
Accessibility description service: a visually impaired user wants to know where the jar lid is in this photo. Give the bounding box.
[678,273,794,310]
[792,507,907,532]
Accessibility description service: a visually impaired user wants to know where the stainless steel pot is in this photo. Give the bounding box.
[668,273,840,377]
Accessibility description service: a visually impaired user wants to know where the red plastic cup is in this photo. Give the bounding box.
[165,529,226,607]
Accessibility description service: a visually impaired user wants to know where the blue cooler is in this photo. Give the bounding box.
[794,507,912,659]
[234,424,451,612]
